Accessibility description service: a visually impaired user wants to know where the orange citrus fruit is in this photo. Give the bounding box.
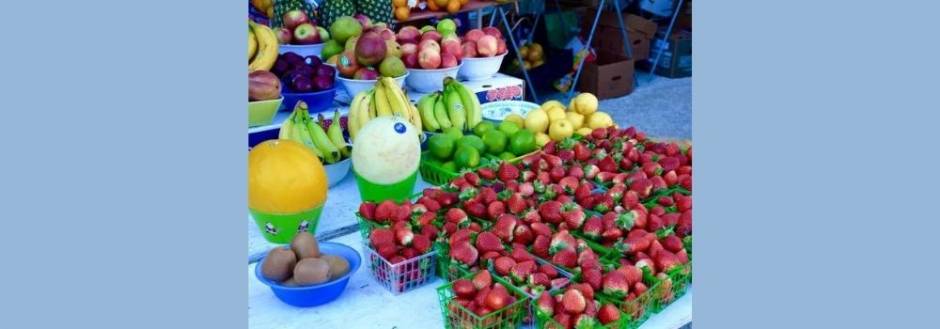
[248,139,328,213]
[447,0,461,14]
[393,0,407,7]
[427,0,440,11]
[394,7,410,21]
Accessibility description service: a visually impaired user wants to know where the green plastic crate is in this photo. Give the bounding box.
[532,293,629,329]
[419,151,462,186]
[437,272,531,329]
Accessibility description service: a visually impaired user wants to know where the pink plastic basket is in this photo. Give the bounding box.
[363,243,438,294]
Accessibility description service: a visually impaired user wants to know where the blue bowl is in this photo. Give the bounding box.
[255,242,361,307]
[280,87,336,114]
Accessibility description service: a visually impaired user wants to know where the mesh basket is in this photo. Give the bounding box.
[419,152,462,186]
[532,295,629,329]
[435,240,479,282]
[487,258,574,325]
[437,273,531,329]
[363,243,438,295]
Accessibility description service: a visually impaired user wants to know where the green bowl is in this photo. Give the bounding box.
[249,97,283,127]
[354,169,418,203]
[250,204,324,244]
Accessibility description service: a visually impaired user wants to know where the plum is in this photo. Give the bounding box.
[290,75,313,92]
[313,75,334,91]
[271,57,291,78]
[282,52,304,65]
[316,65,336,79]
[304,55,322,68]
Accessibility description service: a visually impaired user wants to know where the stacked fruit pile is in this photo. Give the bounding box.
[324,17,409,80]
[460,27,508,59]
[346,77,423,139]
[518,42,545,70]
[275,10,331,45]
[272,52,336,92]
[416,77,482,132]
[278,101,351,164]
[259,232,350,286]
[395,23,462,70]
[356,122,692,328]
[525,93,616,143]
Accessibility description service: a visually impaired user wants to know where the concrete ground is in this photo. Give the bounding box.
[540,72,692,140]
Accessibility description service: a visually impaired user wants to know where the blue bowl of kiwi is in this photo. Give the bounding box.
[255,236,361,307]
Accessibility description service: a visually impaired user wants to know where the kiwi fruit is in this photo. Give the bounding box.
[321,254,350,278]
[290,232,320,259]
[260,247,297,282]
[281,277,300,287]
[292,258,332,285]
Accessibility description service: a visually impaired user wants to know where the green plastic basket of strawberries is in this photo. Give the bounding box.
[437,270,531,329]
[532,285,629,329]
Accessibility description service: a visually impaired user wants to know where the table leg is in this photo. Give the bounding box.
[497,6,540,103]
[566,0,607,101]
[613,0,639,87]
[647,0,685,83]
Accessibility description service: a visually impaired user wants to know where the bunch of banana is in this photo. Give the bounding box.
[249,20,278,72]
[278,101,351,164]
[347,77,423,140]
[417,77,482,132]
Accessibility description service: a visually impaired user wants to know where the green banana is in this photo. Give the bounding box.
[278,108,296,140]
[289,106,323,159]
[444,84,467,130]
[326,110,351,157]
[299,103,340,163]
[417,93,441,131]
[450,79,482,129]
[432,92,452,130]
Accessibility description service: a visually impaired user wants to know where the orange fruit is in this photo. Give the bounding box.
[393,0,407,7]
[434,0,449,7]
[248,139,328,213]
[459,0,469,4]
[447,0,461,14]
[395,6,410,21]
[427,0,440,11]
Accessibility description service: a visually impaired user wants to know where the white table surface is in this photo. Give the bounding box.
[247,175,691,329]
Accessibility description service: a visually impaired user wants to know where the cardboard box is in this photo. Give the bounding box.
[407,73,525,105]
[594,26,650,61]
[577,49,635,99]
[648,32,692,78]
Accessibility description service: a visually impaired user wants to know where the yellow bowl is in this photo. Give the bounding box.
[249,97,283,127]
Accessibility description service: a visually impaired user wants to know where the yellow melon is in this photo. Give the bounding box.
[248,139,328,213]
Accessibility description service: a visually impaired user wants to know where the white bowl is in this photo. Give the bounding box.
[406,63,462,93]
[458,52,507,81]
[336,72,409,98]
[279,43,325,59]
[324,158,351,188]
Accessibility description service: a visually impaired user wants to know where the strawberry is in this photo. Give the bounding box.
[677,248,689,264]
[582,164,600,180]
[493,256,516,276]
[677,211,692,237]
[417,196,441,213]
[537,171,552,185]
[543,140,558,155]
[509,245,534,263]
[450,228,473,246]
[374,200,396,222]
[648,239,665,258]
[633,281,649,297]
[395,227,414,246]
[593,194,614,213]
[437,191,458,207]
[616,211,638,229]
[592,147,608,160]
[475,286,491,307]
[412,234,432,253]
[450,176,470,190]
[494,214,517,242]
[595,172,616,185]
[549,166,566,182]
[572,282,595,301]
[506,193,527,213]
[377,244,398,259]
[675,194,692,211]
[446,208,469,224]
[497,162,520,182]
[621,265,643,286]
[659,156,680,172]
[573,142,591,161]
[421,225,439,240]
[601,227,623,242]
[401,247,419,259]
[453,279,477,299]
[536,291,555,316]
[552,249,577,268]
[554,313,572,328]
[442,222,457,235]
[655,250,682,272]
[510,260,537,283]
[411,203,428,216]
[677,165,692,176]
[602,270,630,296]
[582,267,603,290]
[558,149,575,162]
[518,182,535,197]
[479,187,497,204]
[475,232,504,252]
[518,170,536,183]
[559,176,579,194]
[369,228,395,248]
[539,200,564,223]
[549,230,577,254]
[650,176,668,193]
[464,172,481,186]
[650,205,666,216]
[528,272,550,288]
[513,223,535,245]
[622,190,640,208]
[647,214,665,231]
[416,211,436,227]
[635,258,656,274]
[542,153,563,168]
[562,288,586,314]
[450,242,479,266]
[562,203,586,229]
[465,200,487,219]
[630,178,653,198]
[663,170,678,186]
[485,284,511,310]
[391,204,411,222]
[539,263,559,279]
[582,216,603,240]
[679,174,692,190]
[591,128,608,139]
[578,249,600,270]
[661,235,683,253]
[532,234,551,257]
[359,202,377,220]
[529,221,551,236]
[597,303,620,324]
[598,156,618,173]
[481,251,502,262]
[458,186,479,201]
[486,201,506,220]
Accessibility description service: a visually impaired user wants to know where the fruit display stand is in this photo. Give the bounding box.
[247,174,691,328]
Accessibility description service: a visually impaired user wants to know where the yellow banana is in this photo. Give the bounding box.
[347,91,367,139]
[358,90,375,135]
[249,21,278,72]
[443,84,467,130]
[417,93,441,131]
[374,84,393,117]
[382,77,409,118]
[327,110,351,157]
[248,28,258,62]
[433,92,453,129]
[449,78,482,129]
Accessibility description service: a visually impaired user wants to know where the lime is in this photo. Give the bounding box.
[472,121,495,137]
[442,127,464,141]
[498,121,522,137]
[509,129,537,156]
[428,134,456,160]
[482,130,508,155]
[441,161,458,172]
[499,152,515,161]
[453,146,481,170]
[458,135,486,154]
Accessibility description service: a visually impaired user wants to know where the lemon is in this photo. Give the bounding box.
[546,106,566,124]
[566,111,585,129]
[504,114,526,129]
[535,132,551,147]
[574,93,599,115]
[586,112,614,129]
[576,127,594,137]
[540,100,565,112]
[548,119,574,141]
[525,108,550,133]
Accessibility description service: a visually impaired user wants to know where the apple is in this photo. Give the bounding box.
[401,43,419,57]
[276,28,293,44]
[336,51,360,78]
[316,26,331,41]
[441,53,458,68]
[418,39,441,53]
[397,26,421,44]
[293,23,321,44]
[386,40,402,58]
[476,35,498,57]
[462,41,478,58]
[282,10,310,30]
[496,39,507,55]
[354,14,372,29]
[421,30,442,44]
[441,36,462,61]
[482,27,503,39]
[464,29,485,43]
[375,27,396,41]
[418,48,442,69]
[354,67,379,80]
[403,52,419,68]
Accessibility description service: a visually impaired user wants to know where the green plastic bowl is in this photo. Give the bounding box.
[249,97,283,127]
[250,204,324,244]
[354,169,418,203]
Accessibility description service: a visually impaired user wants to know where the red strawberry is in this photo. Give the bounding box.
[411,203,428,216]
[518,182,535,197]
[522,153,541,168]
[648,239,665,258]
[578,249,600,269]
[374,200,396,222]
[621,265,643,286]
[582,164,600,180]
[633,281,648,296]
[574,182,593,200]
[611,173,628,185]
[453,279,477,299]
[513,223,535,245]
[630,178,653,198]
[464,172,481,186]
[485,284,511,310]
[650,176,668,192]
[475,286,491,306]
[450,177,470,190]
[595,172,616,185]
[593,194,614,213]
[542,153,563,168]
[417,196,441,213]
[598,303,620,324]
[662,213,680,227]
[539,200,564,223]
[401,247,418,259]
[598,156,618,173]
[369,228,395,248]
[590,128,608,139]
[536,171,552,185]
[562,289,586,314]
[558,149,575,162]
[675,194,692,211]
[601,227,623,242]
[622,190,640,208]
[477,166,496,180]
[677,248,689,264]
[549,166,566,182]
[475,232,504,252]
[481,251,502,262]
[506,193,527,213]
[554,313,572,328]
[659,156,680,172]
[465,200,487,219]
[543,140,557,155]
[539,263,559,278]
[559,176,579,194]
[437,191,459,207]
[635,257,656,274]
[679,174,692,190]
[620,156,635,171]
[647,214,665,231]
[572,282,595,301]
[421,225,439,240]
[528,272,550,288]
[677,211,692,237]
[416,211,436,227]
[359,202,377,220]
[532,234,551,257]
[450,242,479,266]
[479,187,497,204]
[602,270,630,296]
[486,201,506,220]
[582,268,603,290]
[493,256,516,276]
[582,216,603,240]
[677,165,692,176]
[549,230,577,254]
[572,142,591,161]
[497,162,520,182]
[536,291,555,316]
[442,222,457,235]
[494,214,517,242]
[510,245,534,262]
[377,244,398,259]
[521,170,536,182]
[395,227,414,246]
[412,234,432,253]
[450,228,473,246]
[651,205,666,216]
[510,260,536,283]
[446,208,469,224]
[661,235,683,253]
[655,250,682,272]
[561,203,586,229]
[552,249,577,268]
[664,170,678,186]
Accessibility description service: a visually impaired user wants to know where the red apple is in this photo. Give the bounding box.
[419,39,441,53]
[421,30,442,44]
[282,10,310,31]
[465,29,485,43]
[441,35,462,60]
[441,53,458,68]
[403,52,419,68]
[375,27,396,41]
[354,14,372,29]
[462,41,478,58]
[293,23,321,44]
[401,43,418,57]
[276,28,293,44]
[397,26,421,44]
[496,39,507,55]
[476,35,498,57]
[419,48,442,69]
[354,67,379,80]
[482,27,503,39]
